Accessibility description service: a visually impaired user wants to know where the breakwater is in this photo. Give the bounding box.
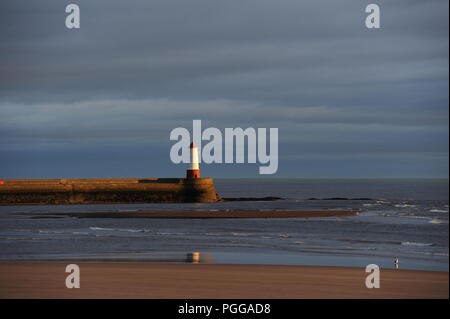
[0,178,220,205]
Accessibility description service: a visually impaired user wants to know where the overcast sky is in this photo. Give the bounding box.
[0,0,448,178]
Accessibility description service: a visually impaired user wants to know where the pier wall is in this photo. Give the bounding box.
[0,178,220,205]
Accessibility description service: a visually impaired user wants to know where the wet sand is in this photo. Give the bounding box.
[0,263,447,299]
[26,210,359,219]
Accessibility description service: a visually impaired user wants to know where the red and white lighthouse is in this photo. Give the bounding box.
[186,142,200,179]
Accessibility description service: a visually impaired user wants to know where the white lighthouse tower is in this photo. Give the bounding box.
[186,142,200,179]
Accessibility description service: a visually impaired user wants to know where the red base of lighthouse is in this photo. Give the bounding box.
[186,169,200,179]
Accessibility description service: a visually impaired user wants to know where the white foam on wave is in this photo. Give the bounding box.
[89,227,113,231]
[205,233,223,237]
[429,209,449,213]
[38,230,64,234]
[89,227,151,233]
[395,204,416,208]
[231,232,253,237]
[121,229,143,233]
[38,230,89,235]
[401,241,435,247]
[156,232,187,236]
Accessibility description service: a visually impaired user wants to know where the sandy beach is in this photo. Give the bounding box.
[25,210,359,219]
[0,263,447,299]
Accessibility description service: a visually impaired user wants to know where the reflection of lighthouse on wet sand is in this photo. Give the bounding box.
[186,142,200,179]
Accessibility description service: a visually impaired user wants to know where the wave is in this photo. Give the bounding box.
[0,236,55,241]
[398,215,448,224]
[91,229,187,236]
[394,204,416,208]
[89,227,151,233]
[38,230,89,235]
[412,251,449,257]
[205,233,224,237]
[89,227,113,231]
[12,229,34,233]
[363,203,380,207]
[401,241,435,247]
[398,215,429,220]
[38,230,63,234]
[338,238,440,247]
[429,209,449,213]
[155,232,187,236]
[429,218,447,224]
[230,232,254,237]
[338,238,402,245]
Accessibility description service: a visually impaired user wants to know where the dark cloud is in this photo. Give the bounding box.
[0,0,448,177]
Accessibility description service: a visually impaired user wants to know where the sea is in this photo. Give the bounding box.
[0,179,448,271]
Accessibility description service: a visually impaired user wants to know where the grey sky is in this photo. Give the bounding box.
[0,0,448,178]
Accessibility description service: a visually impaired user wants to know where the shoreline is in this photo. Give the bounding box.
[0,263,447,298]
[23,209,359,219]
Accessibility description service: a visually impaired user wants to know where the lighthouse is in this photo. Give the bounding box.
[186,142,200,179]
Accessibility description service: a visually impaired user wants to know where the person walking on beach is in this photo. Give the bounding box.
[394,258,399,269]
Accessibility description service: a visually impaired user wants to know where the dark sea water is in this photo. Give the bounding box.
[0,179,448,271]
